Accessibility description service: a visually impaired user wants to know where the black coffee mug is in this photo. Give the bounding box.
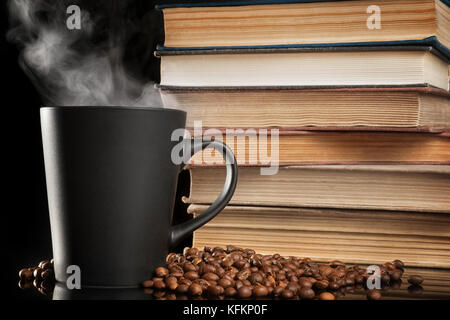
[40,106,238,288]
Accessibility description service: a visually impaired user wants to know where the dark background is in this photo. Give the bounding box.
[3,0,219,300]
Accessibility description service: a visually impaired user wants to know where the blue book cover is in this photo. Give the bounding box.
[156,0,450,9]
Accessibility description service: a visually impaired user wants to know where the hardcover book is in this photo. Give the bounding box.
[159,86,450,131]
[157,0,450,59]
[158,48,449,90]
[183,165,450,212]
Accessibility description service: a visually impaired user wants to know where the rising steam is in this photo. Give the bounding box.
[7,0,161,106]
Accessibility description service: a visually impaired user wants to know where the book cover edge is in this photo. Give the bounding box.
[155,38,450,61]
[155,0,450,10]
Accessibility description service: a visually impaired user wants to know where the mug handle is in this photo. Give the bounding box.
[168,139,238,249]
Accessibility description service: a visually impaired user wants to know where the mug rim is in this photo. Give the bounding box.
[40,106,186,114]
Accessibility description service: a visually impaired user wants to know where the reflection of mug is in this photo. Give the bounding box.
[41,106,238,288]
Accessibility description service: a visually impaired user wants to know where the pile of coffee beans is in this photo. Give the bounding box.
[141,245,422,300]
[18,246,425,300]
[18,259,55,297]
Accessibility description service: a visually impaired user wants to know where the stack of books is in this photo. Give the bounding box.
[156,0,450,268]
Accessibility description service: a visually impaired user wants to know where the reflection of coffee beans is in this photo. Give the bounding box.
[407,285,424,295]
[18,259,55,297]
[407,275,424,286]
[367,289,382,300]
[319,292,335,300]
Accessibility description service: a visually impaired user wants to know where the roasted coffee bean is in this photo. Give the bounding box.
[248,272,264,285]
[178,278,192,286]
[41,279,53,292]
[242,279,251,287]
[176,284,189,294]
[207,285,224,296]
[141,280,154,288]
[41,261,52,270]
[272,286,284,297]
[153,280,166,290]
[38,261,48,269]
[276,273,286,281]
[337,278,346,288]
[221,259,233,268]
[298,277,313,288]
[183,262,196,272]
[216,267,225,277]
[168,265,184,275]
[345,277,355,286]
[170,271,184,278]
[315,279,329,289]
[407,275,424,285]
[237,269,251,281]
[355,275,364,284]
[19,268,33,280]
[184,247,199,257]
[253,285,269,297]
[194,279,210,290]
[234,260,250,270]
[320,266,334,278]
[381,273,390,283]
[299,287,315,299]
[383,262,395,271]
[235,280,244,290]
[218,278,233,288]
[168,282,178,291]
[188,283,203,296]
[393,260,404,269]
[33,268,43,280]
[184,271,200,281]
[367,289,382,300]
[237,286,253,298]
[319,292,335,300]
[202,272,220,281]
[224,287,237,297]
[286,282,300,295]
[329,282,340,290]
[40,269,53,280]
[281,289,294,299]
[390,269,402,281]
[155,267,169,278]
[200,264,216,275]
[330,260,345,268]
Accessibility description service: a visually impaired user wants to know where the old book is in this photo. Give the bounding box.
[188,205,450,237]
[158,48,449,90]
[159,86,450,132]
[183,165,450,212]
[191,226,450,268]
[157,0,450,55]
[187,131,450,165]
[188,205,450,268]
